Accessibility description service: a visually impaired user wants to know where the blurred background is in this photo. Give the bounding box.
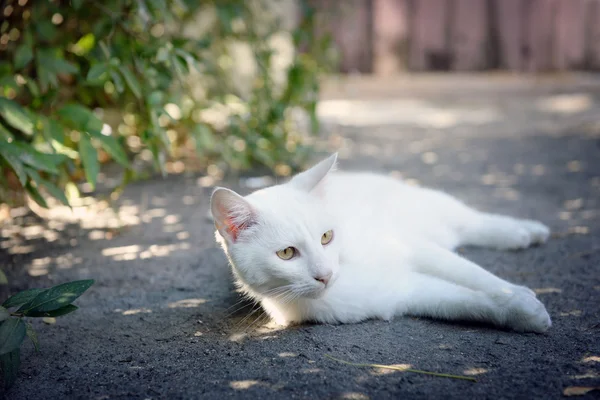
[1,1,600,396]
[1,0,599,211]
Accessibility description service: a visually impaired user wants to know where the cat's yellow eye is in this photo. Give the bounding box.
[321,230,334,245]
[276,247,296,260]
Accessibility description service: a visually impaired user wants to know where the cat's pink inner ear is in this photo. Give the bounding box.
[211,188,255,242]
[218,212,253,242]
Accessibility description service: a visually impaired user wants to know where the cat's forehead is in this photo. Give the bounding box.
[247,186,331,226]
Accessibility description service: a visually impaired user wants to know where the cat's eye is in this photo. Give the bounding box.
[321,230,334,245]
[276,247,296,260]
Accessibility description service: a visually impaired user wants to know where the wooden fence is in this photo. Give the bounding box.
[311,0,600,74]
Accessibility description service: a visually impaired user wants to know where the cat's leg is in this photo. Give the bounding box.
[399,273,551,333]
[407,243,551,332]
[455,211,550,250]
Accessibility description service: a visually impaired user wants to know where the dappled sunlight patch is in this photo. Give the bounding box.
[255,320,286,335]
[139,242,191,259]
[182,195,196,205]
[571,371,600,379]
[197,176,216,188]
[116,307,152,316]
[176,231,190,240]
[229,380,259,390]
[370,364,411,376]
[567,160,583,173]
[163,215,180,225]
[536,93,593,115]
[102,245,141,257]
[28,257,51,276]
[581,356,600,363]
[340,392,370,400]
[534,288,562,295]
[7,244,36,255]
[301,368,322,374]
[564,199,584,211]
[492,188,520,201]
[228,333,247,342]
[563,387,600,397]
[100,242,191,261]
[317,99,499,129]
[167,298,207,308]
[463,368,488,376]
[559,310,582,317]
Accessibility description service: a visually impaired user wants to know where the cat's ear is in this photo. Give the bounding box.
[210,187,255,242]
[289,153,338,193]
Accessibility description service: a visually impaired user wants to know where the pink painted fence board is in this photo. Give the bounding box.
[494,0,526,70]
[590,0,600,69]
[451,0,489,71]
[310,0,600,73]
[373,0,409,75]
[409,0,451,70]
[554,0,589,70]
[525,0,557,72]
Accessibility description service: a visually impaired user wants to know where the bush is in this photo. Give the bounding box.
[0,0,333,208]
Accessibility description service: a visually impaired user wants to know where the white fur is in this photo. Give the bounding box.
[210,153,552,333]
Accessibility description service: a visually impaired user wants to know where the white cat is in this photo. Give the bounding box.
[210,153,552,333]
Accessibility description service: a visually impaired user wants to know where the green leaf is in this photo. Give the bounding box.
[0,318,26,355]
[25,323,39,352]
[78,134,99,189]
[39,178,69,206]
[37,49,78,75]
[18,280,94,314]
[25,78,40,97]
[14,45,34,70]
[2,288,45,308]
[0,150,27,186]
[110,70,124,93]
[72,0,84,10]
[24,304,78,318]
[0,98,34,135]
[118,66,142,99]
[86,63,109,83]
[0,122,14,140]
[6,141,62,174]
[36,21,58,42]
[72,33,95,56]
[0,307,8,322]
[88,131,128,167]
[0,348,20,388]
[0,270,7,285]
[37,63,58,92]
[52,58,79,74]
[58,104,103,132]
[47,119,65,142]
[25,182,48,208]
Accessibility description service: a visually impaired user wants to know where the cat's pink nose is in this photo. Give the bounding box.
[314,272,332,286]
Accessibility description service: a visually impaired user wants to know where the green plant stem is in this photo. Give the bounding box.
[324,354,477,382]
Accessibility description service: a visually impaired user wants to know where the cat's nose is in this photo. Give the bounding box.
[314,271,332,286]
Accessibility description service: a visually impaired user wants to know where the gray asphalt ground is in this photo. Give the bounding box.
[1,75,599,399]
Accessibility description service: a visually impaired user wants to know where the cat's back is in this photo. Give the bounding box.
[325,171,414,205]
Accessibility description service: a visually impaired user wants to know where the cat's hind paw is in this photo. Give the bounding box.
[492,219,551,250]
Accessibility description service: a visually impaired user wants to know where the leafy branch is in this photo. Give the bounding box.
[0,280,95,389]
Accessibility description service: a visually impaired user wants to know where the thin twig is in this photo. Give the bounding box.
[324,354,477,382]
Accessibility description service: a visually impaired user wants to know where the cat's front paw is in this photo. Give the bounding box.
[497,288,552,333]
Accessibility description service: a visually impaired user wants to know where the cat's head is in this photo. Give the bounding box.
[210,153,340,300]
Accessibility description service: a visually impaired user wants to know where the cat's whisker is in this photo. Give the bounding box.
[233,302,264,330]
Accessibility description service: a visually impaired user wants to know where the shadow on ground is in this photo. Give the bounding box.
[1,76,599,399]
